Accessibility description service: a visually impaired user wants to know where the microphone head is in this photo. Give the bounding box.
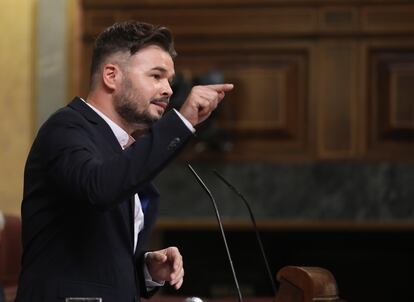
[184,297,204,302]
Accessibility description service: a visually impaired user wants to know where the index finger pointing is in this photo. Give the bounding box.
[204,83,234,92]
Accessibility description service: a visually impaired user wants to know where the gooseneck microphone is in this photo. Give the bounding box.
[187,164,243,302]
[213,170,278,297]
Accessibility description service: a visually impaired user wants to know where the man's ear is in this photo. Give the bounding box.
[102,63,121,91]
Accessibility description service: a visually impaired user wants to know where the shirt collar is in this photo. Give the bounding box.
[81,98,132,149]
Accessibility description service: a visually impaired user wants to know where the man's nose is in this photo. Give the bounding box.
[162,80,173,97]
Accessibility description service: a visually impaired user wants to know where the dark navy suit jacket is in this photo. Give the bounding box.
[16,97,192,302]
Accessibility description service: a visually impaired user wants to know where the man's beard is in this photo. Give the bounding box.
[114,77,158,127]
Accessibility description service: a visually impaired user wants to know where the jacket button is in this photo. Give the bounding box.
[167,137,181,150]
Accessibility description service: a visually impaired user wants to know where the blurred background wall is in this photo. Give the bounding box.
[0,0,73,215]
[0,0,36,215]
[0,0,414,301]
[74,0,414,222]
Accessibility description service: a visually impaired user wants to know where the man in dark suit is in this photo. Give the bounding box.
[16,21,233,302]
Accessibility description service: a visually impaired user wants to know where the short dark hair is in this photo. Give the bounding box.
[89,20,177,87]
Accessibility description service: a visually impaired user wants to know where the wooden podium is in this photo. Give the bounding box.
[275,266,340,302]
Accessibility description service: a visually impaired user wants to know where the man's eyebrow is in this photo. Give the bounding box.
[151,67,168,73]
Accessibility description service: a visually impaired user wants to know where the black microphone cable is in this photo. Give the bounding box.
[187,164,243,302]
[213,170,278,297]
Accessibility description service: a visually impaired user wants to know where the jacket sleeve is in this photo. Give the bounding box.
[37,109,193,209]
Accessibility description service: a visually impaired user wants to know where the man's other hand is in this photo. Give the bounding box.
[146,246,184,289]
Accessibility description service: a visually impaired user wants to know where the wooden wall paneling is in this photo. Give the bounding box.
[364,40,414,160]
[174,42,312,162]
[82,0,414,8]
[78,0,414,162]
[308,41,319,160]
[357,41,368,157]
[122,7,317,37]
[80,0,316,162]
[78,42,93,98]
[316,40,359,159]
[81,5,319,37]
[317,6,359,33]
[390,67,414,128]
[83,10,121,37]
[361,5,414,34]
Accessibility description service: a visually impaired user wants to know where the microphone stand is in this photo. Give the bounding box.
[213,170,278,297]
[187,164,243,302]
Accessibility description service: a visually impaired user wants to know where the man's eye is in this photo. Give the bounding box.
[152,74,161,80]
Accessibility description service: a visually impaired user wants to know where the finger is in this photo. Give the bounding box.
[210,97,219,110]
[168,259,183,277]
[173,277,184,290]
[165,247,182,270]
[149,252,167,263]
[217,91,227,103]
[171,264,184,278]
[170,268,184,288]
[171,253,183,272]
[204,83,234,92]
[197,98,213,114]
